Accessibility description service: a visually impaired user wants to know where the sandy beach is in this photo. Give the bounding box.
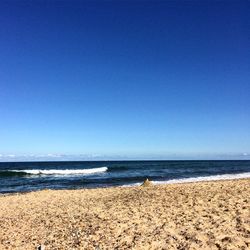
[0,179,249,250]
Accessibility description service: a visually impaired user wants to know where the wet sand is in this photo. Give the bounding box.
[0,179,249,249]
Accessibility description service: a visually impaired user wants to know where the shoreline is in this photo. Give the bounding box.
[0,178,249,249]
[1,173,250,197]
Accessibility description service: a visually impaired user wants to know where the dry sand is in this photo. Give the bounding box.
[0,179,249,250]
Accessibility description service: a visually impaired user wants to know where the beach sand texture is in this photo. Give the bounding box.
[0,179,249,249]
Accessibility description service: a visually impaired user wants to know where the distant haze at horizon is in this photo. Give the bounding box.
[0,152,250,162]
[0,1,249,161]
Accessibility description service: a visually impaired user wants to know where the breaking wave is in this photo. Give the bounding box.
[153,172,250,185]
[122,172,250,187]
[1,167,108,177]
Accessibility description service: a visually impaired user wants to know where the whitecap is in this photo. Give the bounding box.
[11,167,108,175]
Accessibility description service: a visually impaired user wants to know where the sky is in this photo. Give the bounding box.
[0,0,249,161]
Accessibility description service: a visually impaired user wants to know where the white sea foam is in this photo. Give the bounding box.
[121,183,141,188]
[123,172,250,187]
[11,167,108,175]
[153,172,250,185]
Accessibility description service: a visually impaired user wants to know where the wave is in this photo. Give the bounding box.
[122,172,250,187]
[0,171,28,178]
[1,167,108,176]
[153,172,250,185]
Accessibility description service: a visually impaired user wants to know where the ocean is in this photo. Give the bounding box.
[0,160,249,193]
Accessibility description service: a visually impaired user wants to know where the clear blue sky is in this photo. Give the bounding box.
[0,0,249,161]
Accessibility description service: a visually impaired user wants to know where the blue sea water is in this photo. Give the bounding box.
[0,160,249,193]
